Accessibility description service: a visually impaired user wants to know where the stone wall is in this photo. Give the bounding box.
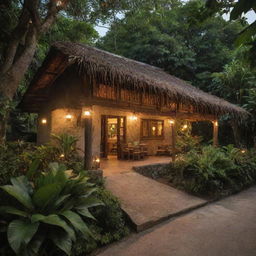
[133,163,171,179]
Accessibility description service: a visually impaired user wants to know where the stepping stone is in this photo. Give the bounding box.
[105,172,207,231]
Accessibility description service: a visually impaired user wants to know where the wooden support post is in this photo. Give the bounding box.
[84,117,93,170]
[170,121,176,162]
[213,120,219,147]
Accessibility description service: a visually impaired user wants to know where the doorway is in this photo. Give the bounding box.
[101,115,126,159]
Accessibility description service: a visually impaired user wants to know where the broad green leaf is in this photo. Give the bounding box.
[0,206,28,217]
[0,185,33,210]
[7,220,39,254]
[235,21,256,46]
[78,197,104,208]
[80,188,98,198]
[10,176,33,195]
[52,194,71,210]
[26,159,41,180]
[33,183,62,209]
[31,214,75,241]
[28,235,44,255]
[230,0,253,20]
[51,231,72,256]
[61,210,92,237]
[76,207,96,220]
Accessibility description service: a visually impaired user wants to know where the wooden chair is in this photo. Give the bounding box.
[131,146,143,160]
[121,144,130,159]
[156,145,168,155]
[139,144,148,158]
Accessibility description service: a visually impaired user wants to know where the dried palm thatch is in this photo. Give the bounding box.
[21,41,248,119]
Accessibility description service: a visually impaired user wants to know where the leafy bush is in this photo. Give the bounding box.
[168,145,256,198]
[0,141,34,185]
[72,189,130,256]
[21,133,84,174]
[0,162,103,256]
[176,121,202,153]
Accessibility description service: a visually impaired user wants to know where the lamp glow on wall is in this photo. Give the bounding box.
[130,114,138,121]
[41,118,47,124]
[65,114,72,121]
[84,110,92,118]
[169,119,175,125]
[214,121,218,127]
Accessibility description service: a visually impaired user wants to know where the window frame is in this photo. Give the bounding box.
[141,119,164,139]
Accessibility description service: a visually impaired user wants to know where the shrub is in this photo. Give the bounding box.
[72,189,130,256]
[0,162,103,256]
[168,145,256,198]
[21,133,84,174]
[176,121,202,153]
[0,141,34,185]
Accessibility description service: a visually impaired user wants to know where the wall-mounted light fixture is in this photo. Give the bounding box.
[130,114,138,121]
[214,121,218,127]
[169,120,175,125]
[84,111,92,117]
[241,149,246,154]
[60,154,65,158]
[65,114,72,121]
[41,118,47,124]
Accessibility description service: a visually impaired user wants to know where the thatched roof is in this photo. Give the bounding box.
[20,41,247,119]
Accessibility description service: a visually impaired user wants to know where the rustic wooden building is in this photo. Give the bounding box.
[20,42,247,168]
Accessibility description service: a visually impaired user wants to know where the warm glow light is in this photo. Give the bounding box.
[130,115,138,121]
[95,158,100,163]
[241,150,246,154]
[65,114,72,120]
[214,121,218,127]
[56,0,62,6]
[41,118,47,124]
[182,124,188,130]
[169,120,175,125]
[60,154,65,158]
[152,126,156,131]
[84,111,91,117]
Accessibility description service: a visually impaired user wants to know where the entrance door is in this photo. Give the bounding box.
[101,115,126,159]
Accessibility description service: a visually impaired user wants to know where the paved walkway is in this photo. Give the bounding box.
[98,186,256,256]
[101,156,172,176]
[105,172,206,231]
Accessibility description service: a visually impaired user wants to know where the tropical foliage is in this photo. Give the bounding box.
[0,162,104,255]
[22,133,84,172]
[206,0,256,65]
[98,0,243,89]
[168,145,256,198]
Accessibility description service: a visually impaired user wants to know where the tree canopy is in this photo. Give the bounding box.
[98,0,243,90]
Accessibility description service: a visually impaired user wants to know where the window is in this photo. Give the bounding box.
[141,119,164,139]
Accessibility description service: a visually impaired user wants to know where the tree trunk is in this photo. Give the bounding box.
[0,0,67,143]
[0,29,38,142]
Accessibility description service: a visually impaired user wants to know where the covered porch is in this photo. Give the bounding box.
[101,155,172,176]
